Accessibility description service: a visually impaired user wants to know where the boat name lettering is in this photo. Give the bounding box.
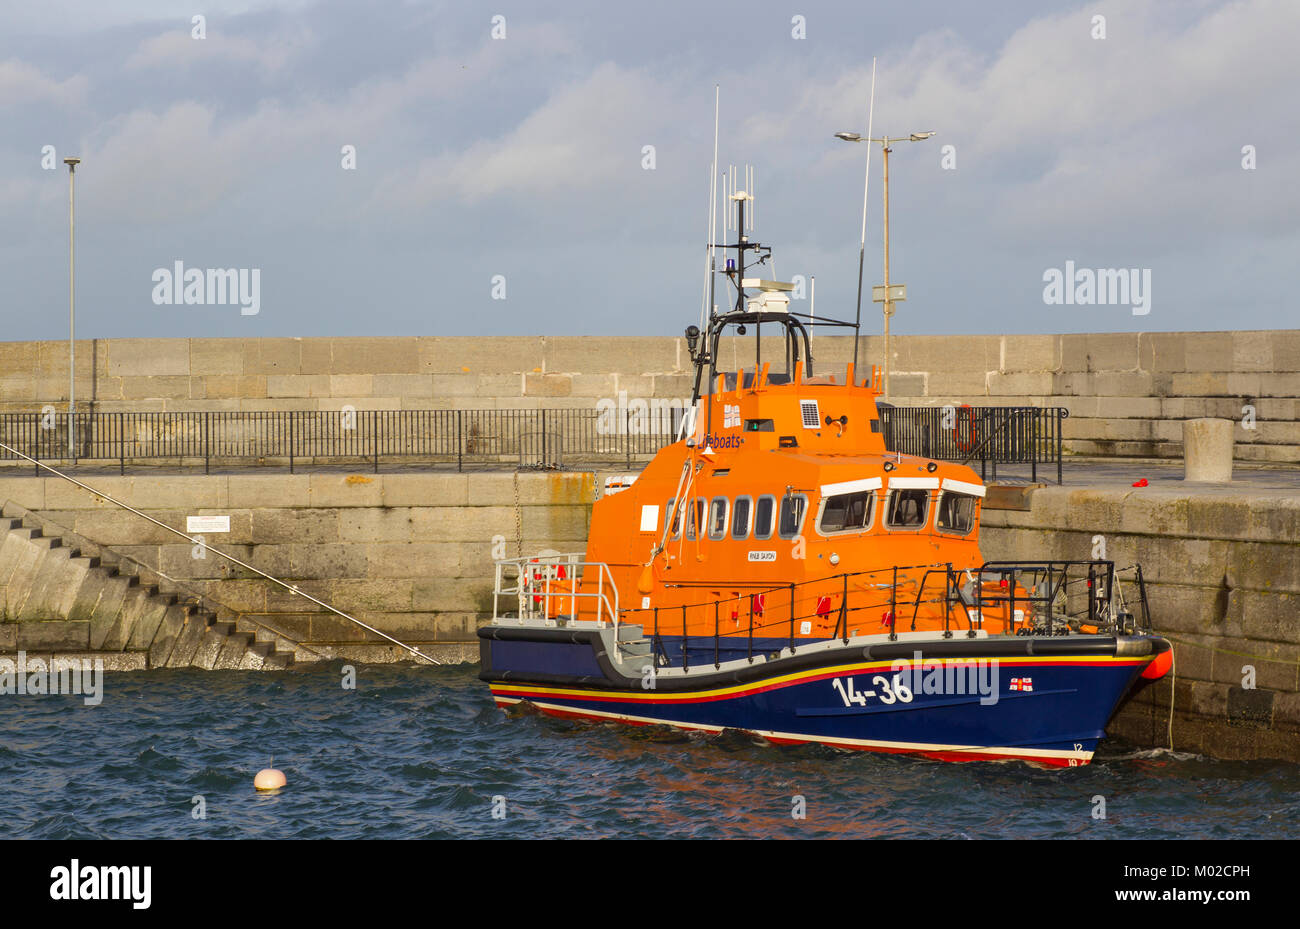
[831,675,913,707]
[747,550,777,562]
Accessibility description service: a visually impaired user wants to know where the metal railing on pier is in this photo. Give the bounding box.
[877,404,1068,484]
[0,404,1066,480]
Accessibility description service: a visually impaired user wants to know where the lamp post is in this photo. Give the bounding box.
[64,156,80,460]
[834,130,934,399]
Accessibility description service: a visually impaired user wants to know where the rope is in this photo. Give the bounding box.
[1167,645,1176,752]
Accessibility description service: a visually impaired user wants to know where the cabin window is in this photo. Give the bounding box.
[753,495,776,540]
[885,489,930,530]
[708,497,729,540]
[817,490,875,535]
[936,492,977,535]
[732,496,753,539]
[667,498,680,539]
[778,494,808,539]
[684,497,705,540]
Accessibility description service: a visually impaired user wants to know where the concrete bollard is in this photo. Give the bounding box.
[1183,418,1233,482]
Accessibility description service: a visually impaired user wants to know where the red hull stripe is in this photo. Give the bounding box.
[493,696,1092,767]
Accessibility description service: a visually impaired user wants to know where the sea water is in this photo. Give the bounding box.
[2,663,1295,839]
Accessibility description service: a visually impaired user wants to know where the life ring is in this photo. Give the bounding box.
[952,404,980,453]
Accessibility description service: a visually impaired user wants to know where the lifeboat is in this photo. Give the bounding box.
[478,181,1170,768]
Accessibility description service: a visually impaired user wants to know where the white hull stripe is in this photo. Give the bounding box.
[493,695,1094,762]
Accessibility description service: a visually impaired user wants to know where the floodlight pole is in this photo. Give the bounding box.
[64,156,80,460]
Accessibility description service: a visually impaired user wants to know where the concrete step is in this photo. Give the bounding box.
[2,504,302,670]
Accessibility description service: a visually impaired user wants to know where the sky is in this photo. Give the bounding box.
[1,0,1297,342]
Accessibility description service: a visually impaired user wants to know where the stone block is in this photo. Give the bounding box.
[544,337,680,375]
[15,621,89,650]
[328,374,373,397]
[999,334,1058,373]
[241,339,303,376]
[1255,373,1300,398]
[1183,419,1233,482]
[266,375,332,398]
[363,542,462,579]
[418,336,544,375]
[307,473,384,507]
[226,475,312,508]
[326,338,419,375]
[1171,372,1230,397]
[521,506,591,543]
[985,372,1054,396]
[1231,331,1274,373]
[372,374,434,398]
[249,508,338,544]
[107,339,191,377]
[381,473,469,507]
[120,376,194,400]
[424,374,480,398]
[524,374,573,397]
[197,375,267,400]
[1058,333,1140,372]
[189,340,243,375]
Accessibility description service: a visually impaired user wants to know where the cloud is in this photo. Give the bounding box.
[124,28,310,73]
[0,58,87,108]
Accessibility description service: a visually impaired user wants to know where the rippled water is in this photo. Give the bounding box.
[3,663,1296,839]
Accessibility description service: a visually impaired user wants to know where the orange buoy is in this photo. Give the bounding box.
[254,759,286,791]
[1142,649,1173,680]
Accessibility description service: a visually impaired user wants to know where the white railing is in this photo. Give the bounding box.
[493,552,620,629]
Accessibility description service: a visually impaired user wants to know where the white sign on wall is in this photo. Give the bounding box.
[186,515,230,534]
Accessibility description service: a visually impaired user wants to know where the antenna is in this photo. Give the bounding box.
[748,164,755,231]
[852,57,877,373]
[699,85,720,332]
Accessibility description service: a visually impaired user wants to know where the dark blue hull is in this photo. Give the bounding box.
[479,625,1168,766]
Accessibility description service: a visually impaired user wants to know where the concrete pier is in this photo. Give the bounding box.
[2,329,1298,464]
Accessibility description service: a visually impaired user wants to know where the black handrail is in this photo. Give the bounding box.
[622,558,1152,670]
[1,405,1067,477]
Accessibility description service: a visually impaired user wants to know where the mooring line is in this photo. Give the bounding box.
[0,443,441,665]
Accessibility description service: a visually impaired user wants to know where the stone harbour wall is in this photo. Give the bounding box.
[0,470,595,662]
[980,486,1300,763]
[2,329,1297,462]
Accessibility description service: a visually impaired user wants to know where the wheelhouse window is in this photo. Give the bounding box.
[778,494,808,539]
[684,497,705,540]
[753,495,776,540]
[708,497,729,540]
[885,489,930,529]
[731,496,752,539]
[936,492,977,535]
[667,498,680,538]
[817,490,875,535]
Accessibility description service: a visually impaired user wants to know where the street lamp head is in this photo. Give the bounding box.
[63,157,81,167]
[834,131,863,143]
[908,132,936,142]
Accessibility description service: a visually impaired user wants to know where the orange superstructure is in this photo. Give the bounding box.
[571,358,1032,651]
